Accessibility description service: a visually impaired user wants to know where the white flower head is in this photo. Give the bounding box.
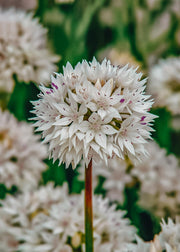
[132,141,180,218]
[32,58,156,169]
[148,57,180,115]
[0,8,59,93]
[0,183,137,252]
[0,109,48,191]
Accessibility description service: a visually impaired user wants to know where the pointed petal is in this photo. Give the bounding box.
[101,125,118,135]
[79,121,90,132]
[88,112,99,123]
[87,102,97,112]
[69,123,78,137]
[79,103,87,115]
[124,140,135,155]
[98,109,107,119]
[76,132,85,141]
[68,90,78,111]
[101,78,113,97]
[90,142,100,154]
[95,132,107,149]
[53,117,72,126]
[108,107,121,119]
[86,130,95,143]
[53,103,71,116]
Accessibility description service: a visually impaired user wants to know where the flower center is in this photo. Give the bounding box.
[72,113,78,121]
[97,98,108,109]
[166,79,180,92]
[90,123,101,131]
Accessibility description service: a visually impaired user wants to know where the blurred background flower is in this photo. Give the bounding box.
[0,109,47,191]
[0,0,179,250]
[0,183,137,252]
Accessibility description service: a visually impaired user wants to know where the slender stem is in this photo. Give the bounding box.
[85,159,93,252]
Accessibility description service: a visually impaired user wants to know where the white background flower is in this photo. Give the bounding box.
[0,109,48,191]
[0,183,137,252]
[0,8,59,93]
[148,57,180,115]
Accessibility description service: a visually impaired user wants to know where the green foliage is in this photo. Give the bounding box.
[0,0,180,243]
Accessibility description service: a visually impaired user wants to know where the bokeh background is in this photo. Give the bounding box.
[0,0,180,244]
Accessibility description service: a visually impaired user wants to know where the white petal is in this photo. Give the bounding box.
[95,132,107,149]
[53,117,72,126]
[90,142,100,154]
[124,140,135,155]
[88,112,99,123]
[86,130,95,143]
[108,107,121,119]
[79,121,90,132]
[68,90,78,111]
[38,122,52,131]
[53,103,71,116]
[76,132,85,141]
[98,109,107,119]
[69,123,79,137]
[79,103,87,115]
[59,128,69,140]
[87,102,97,111]
[101,78,113,97]
[101,125,118,135]
[102,113,114,124]
[118,136,124,151]
[109,95,120,105]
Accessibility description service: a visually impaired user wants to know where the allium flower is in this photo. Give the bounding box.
[0,8,59,93]
[149,218,180,252]
[0,183,137,252]
[32,58,156,168]
[148,57,180,115]
[0,109,47,191]
[131,141,180,218]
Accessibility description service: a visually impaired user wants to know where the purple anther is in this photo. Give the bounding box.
[52,82,58,89]
[46,91,51,94]
[141,122,147,125]
[120,98,125,103]
[140,116,146,121]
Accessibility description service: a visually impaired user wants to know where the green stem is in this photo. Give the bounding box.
[85,159,93,252]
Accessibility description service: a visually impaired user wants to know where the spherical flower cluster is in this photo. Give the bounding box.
[0,109,47,191]
[131,141,180,218]
[32,58,156,168]
[0,8,59,93]
[148,57,180,115]
[0,183,137,252]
